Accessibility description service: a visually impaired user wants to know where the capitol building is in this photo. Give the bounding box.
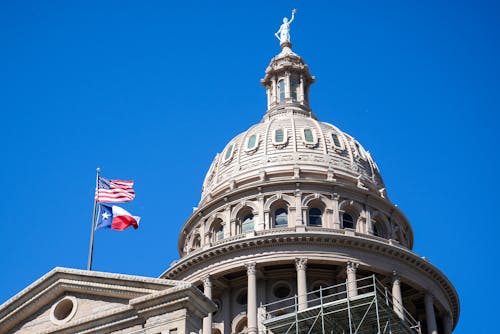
[0,16,459,334]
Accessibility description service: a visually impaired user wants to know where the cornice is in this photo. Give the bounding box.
[163,228,459,327]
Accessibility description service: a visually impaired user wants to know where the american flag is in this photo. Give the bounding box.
[95,177,135,203]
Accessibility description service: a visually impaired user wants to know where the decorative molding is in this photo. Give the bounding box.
[295,258,308,271]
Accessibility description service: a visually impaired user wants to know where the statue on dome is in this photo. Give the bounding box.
[275,9,296,46]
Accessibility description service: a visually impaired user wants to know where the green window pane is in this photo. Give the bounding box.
[332,133,341,147]
[304,129,314,142]
[275,129,284,143]
[225,145,233,160]
[247,135,256,149]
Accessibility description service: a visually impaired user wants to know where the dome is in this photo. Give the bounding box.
[200,113,386,206]
[200,46,385,206]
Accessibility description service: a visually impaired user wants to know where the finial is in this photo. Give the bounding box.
[275,9,297,49]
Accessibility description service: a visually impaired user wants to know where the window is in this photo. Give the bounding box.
[355,142,366,159]
[247,134,257,150]
[273,283,291,298]
[275,128,284,143]
[274,208,288,228]
[304,129,314,143]
[309,208,322,226]
[224,144,234,162]
[331,133,343,149]
[342,213,354,229]
[291,79,298,101]
[215,225,224,241]
[242,214,254,233]
[278,80,285,102]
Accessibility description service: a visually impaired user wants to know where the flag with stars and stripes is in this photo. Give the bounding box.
[95,176,135,203]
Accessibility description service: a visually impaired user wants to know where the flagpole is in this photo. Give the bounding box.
[87,167,100,271]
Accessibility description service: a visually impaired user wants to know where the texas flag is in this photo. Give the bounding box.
[95,204,140,231]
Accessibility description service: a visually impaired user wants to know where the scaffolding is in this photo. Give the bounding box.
[259,275,421,334]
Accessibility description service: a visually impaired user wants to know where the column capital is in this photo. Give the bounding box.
[295,258,308,271]
[245,262,257,276]
[391,271,401,284]
[346,261,359,274]
[202,275,212,289]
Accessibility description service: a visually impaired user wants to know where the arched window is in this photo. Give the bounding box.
[190,234,201,252]
[309,208,322,226]
[278,79,285,102]
[342,213,354,229]
[214,225,224,241]
[274,208,288,228]
[242,214,254,233]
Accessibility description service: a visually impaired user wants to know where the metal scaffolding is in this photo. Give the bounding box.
[259,275,421,334]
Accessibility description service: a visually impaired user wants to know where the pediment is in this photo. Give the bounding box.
[0,267,193,334]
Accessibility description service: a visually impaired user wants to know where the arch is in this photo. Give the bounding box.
[339,200,363,230]
[210,218,224,242]
[301,193,329,208]
[264,194,294,212]
[188,232,201,252]
[232,312,248,333]
[233,205,257,234]
[231,201,259,221]
[371,211,390,239]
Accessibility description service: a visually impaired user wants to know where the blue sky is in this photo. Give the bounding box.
[1,1,499,332]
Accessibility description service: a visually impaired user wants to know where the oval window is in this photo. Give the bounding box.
[247,135,257,150]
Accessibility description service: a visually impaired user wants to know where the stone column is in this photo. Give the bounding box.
[424,292,438,334]
[246,262,258,334]
[346,261,358,297]
[295,191,303,226]
[295,258,308,310]
[202,276,213,334]
[443,312,453,334]
[391,272,405,320]
[332,194,341,229]
[256,195,265,231]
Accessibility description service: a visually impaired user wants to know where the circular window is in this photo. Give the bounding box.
[50,296,77,325]
[236,290,247,305]
[273,283,291,299]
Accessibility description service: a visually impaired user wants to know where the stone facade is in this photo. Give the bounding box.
[0,268,215,334]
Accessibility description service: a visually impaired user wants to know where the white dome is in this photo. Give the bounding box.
[201,111,385,205]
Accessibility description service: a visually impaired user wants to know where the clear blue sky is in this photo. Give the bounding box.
[1,1,498,332]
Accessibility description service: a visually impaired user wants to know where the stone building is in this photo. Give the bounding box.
[0,29,459,334]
